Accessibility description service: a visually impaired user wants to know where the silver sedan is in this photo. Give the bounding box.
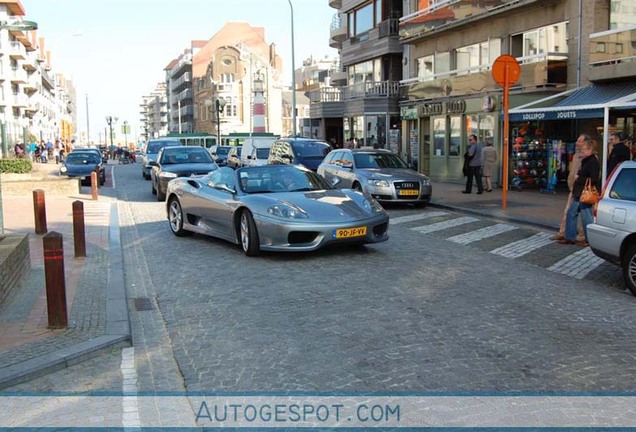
[165,165,389,256]
[317,149,432,206]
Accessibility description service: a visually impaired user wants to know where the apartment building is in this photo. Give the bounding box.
[139,82,169,141]
[0,1,76,157]
[165,47,197,134]
[310,0,403,149]
[399,0,636,187]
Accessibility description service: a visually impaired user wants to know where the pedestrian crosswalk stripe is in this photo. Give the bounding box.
[390,211,448,225]
[490,232,554,258]
[547,248,606,279]
[411,216,479,234]
[448,223,518,245]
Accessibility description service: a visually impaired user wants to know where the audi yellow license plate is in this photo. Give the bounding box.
[333,226,367,239]
[399,189,419,196]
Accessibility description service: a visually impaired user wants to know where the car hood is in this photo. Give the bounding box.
[246,189,382,221]
[356,168,429,180]
[161,163,218,175]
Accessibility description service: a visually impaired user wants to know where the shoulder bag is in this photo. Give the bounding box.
[580,178,600,205]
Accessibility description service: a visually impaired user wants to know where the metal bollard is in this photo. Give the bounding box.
[90,171,98,200]
[43,231,68,329]
[72,200,86,258]
[33,189,47,235]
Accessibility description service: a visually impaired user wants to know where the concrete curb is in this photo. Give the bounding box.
[0,201,131,390]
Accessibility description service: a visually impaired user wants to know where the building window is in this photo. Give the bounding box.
[416,55,434,81]
[610,0,636,29]
[348,0,382,37]
[616,43,624,54]
[596,42,606,53]
[511,22,568,62]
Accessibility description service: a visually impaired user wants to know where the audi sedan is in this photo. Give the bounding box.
[317,149,432,206]
[149,146,218,201]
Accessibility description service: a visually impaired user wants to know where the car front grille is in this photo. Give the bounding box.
[393,181,420,199]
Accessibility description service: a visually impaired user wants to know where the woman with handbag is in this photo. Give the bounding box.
[558,140,600,247]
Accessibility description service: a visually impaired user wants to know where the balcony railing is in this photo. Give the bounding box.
[343,80,400,100]
[590,26,636,68]
[400,0,527,42]
[379,19,399,38]
[307,87,343,103]
[10,66,27,83]
[330,13,347,48]
[401,53,567,98]
[170,72,191,91]
[9,41,26,59]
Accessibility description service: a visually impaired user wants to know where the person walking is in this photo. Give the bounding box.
[462,134,484,194]
[552,134,588,242]
[607,132,630,174]
[481,141,497,192]
[558,139,600,247]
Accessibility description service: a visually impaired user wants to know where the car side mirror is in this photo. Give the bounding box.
[148,161,159,167]
[408,162,417,171]
[215,183,236,194]
[341,162,353,169]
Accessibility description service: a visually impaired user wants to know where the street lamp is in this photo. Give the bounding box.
[123,120,129,148]
[287,0,297,137]
[205,98,227,147]
[105,115,118,151]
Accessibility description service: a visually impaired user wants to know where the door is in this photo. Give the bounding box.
[419,117,431,175]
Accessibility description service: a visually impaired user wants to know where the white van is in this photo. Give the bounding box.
[240,137,277,167]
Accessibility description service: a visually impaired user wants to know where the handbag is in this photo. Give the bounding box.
[580,178,600,205]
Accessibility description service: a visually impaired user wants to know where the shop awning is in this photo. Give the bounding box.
[509,82,636,121]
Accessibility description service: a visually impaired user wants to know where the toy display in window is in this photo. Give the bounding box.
[511,136,548,190]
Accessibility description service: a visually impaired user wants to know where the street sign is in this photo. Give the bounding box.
[1,20,38,31]
[491,54,520,86]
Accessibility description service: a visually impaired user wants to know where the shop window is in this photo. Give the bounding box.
[449,116,461,156]
[433,117,446,157]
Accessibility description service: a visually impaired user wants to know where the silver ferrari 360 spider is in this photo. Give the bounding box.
[165,165,389,256]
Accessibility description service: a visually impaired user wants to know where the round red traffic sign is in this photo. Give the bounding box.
[492,55,521,86]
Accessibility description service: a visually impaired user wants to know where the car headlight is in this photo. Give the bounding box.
[159,172,177,178]
[367,179,389,187]
[267,203,308,219]
[60,166,67,173]
[420,178,431,186]
[362,197,384,213]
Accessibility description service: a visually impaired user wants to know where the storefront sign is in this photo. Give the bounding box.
[446,100,466,114]
[401,106,418,120]
[419,103,443,117]
[509,108,604,122]
[482,95,496,112]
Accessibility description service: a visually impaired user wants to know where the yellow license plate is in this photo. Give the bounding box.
[334,226,367,239]
[399,189,419,196]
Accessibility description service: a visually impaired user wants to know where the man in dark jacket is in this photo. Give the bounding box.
[558,141,600,247]
[607,132,630,175]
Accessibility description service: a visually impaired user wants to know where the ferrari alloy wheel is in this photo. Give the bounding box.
[240,210,260,256]
[623,244,636,296]
[168,198,191,237]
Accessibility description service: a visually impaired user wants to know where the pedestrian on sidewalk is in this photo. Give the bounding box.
[558,139,600,247]
[462,134,484,194]
[607,132,630,175]
[481,140,497,192]
[552,134,588,242]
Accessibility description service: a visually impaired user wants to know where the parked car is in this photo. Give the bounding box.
[240,137,276,167]
[587,161,636,295]
[59,151,106,186]
[140,138,182,180]
[209,145,234,166]
[226,146,243,169]
[267,138,331,171]
[165,165,389,256]
[150,146,218,201]
[317,149,432,206]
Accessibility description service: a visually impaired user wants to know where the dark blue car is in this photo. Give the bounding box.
[60,151,106,185]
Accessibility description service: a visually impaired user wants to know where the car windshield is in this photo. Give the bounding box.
[147,140,181,154]
[215,147,231,156]
[161,147,213,164]
[292,141,330,157]
[354,152,408,169]
[66,153,99,164]
[237,166,331,194]
[256,148,270,159]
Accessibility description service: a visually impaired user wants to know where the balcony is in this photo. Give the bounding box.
[400,53,567,100]
[589,26,636,83]
[330,13,346,49]
[178,88,193,101]
[343,80,400,100]
[23,77,38,94]
[12,93,27,107]
[170,54,192,78]
[399,0,535,43]
[170,72,191,92]
[307,87,343,103]
[328,0,341,9]
[378,19,399,38]
[9,41,26,59]
[10,66,27,83]
[41,70,55,90]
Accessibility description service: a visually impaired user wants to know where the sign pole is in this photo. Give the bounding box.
[502,66,510,210]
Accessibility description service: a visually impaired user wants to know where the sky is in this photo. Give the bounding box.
[19,0,338,144]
